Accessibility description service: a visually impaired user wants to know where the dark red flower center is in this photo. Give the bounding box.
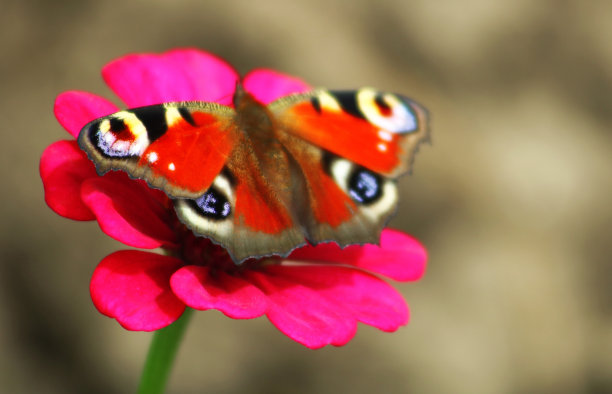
[168,220,272,275]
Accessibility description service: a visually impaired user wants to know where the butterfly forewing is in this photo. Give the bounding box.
[78,102,237,199]
[270,88,429,178]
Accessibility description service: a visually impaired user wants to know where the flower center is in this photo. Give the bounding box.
[167,222,278,275]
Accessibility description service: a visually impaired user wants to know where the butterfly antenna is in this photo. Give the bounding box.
[207,80,243,106]
[233,81,246,106]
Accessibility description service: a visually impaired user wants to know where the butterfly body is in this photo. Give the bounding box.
[79,86,429,263]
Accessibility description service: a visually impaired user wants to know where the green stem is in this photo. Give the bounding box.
[137,308,193,394]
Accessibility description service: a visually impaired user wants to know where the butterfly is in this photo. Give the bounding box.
[78,86,429,263]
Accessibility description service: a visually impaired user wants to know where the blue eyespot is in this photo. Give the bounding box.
[348,169,382,204]
[193,187,231,219]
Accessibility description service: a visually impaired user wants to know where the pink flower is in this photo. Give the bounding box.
[40,49,427,348]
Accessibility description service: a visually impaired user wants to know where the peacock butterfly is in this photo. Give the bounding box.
[78,85,429,263]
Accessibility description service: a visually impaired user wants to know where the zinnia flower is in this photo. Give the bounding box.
[40,48,427,348]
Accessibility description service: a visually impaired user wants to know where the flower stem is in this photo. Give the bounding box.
[137,308,193,394]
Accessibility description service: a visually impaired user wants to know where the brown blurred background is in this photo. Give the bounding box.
[1,0,611,393]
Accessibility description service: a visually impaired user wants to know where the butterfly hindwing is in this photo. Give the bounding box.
[173,129,305,262]
[278,134,398,247]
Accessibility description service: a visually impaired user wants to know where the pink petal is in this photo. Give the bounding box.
[267,265,408,332]
[102,48,239,107]
[54,91,119,138]
[170,266,267,319]
[245,270,356,349]
[40,140,97,220]
[242,69,311,104]
[91,250,185,331]
[289,229,427,281]
[81,172,176,249]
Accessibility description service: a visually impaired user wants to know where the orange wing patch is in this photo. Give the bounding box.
[288,102,403,175]
[309,173,355,227]
[279,134,357,229]
[140,111,236,196]
[298,156,356,227]
[233,181,294,234]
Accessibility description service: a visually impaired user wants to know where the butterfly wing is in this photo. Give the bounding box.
[78,88,429,264]
[78,102,237,199]
[79,99,306,263]
[270,88,429,246]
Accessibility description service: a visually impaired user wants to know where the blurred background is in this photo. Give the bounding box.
[1,0,610,393]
